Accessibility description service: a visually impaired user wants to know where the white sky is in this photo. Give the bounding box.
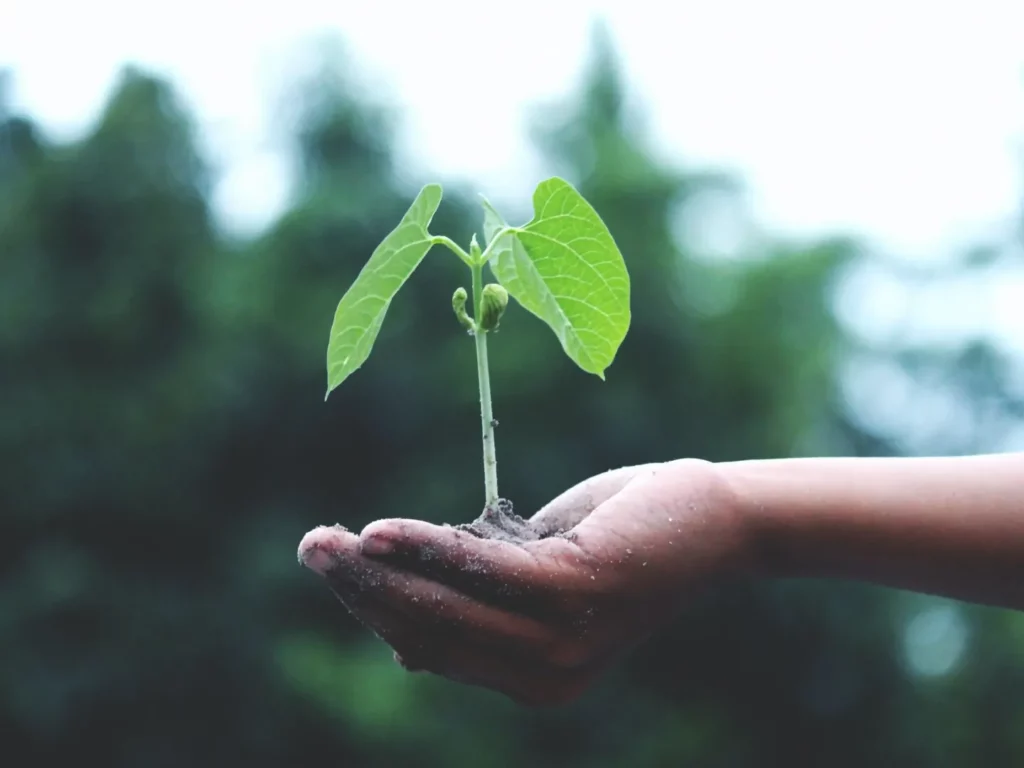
[4,0,1024,353]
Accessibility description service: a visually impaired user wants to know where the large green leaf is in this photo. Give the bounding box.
[325,183,442,398]
[482,177,630,378]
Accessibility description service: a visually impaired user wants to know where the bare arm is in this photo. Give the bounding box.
[726,453,1024,610]
[299,452,1024,705]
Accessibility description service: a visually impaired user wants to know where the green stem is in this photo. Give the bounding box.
[478,226,518,263]
[431,235,474,267]
[471,261,499,506]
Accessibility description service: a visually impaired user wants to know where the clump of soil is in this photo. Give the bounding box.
[454,497,558,545]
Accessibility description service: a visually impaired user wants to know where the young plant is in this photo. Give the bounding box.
[324,177,630,539]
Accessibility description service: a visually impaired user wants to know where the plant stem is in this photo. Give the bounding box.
[478,225,517,262]
[471,260,499,506]
[431,235,474,267]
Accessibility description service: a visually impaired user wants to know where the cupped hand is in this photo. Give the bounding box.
[298,458,749,707]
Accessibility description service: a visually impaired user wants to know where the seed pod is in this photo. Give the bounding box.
[479,283,509,331]
[451,287,474,332]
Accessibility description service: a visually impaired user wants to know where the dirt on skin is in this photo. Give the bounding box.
[453,497,566,545]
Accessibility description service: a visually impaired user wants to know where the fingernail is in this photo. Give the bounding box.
[302,548,336,576]
[361,535,395,557]
[297,525,347,576]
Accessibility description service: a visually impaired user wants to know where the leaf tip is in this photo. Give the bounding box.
[325,365,348,400]
[478,193,496,216]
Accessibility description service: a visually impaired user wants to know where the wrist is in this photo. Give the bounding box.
[715,460,797,580]
[657,457,765,580]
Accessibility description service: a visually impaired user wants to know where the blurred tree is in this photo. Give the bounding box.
[0,68,355,766]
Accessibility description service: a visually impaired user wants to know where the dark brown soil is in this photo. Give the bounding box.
[454,498,559,545]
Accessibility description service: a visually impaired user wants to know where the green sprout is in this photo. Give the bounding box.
[324,177,631,508]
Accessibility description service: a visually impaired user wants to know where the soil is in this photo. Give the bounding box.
[453,497,562,545]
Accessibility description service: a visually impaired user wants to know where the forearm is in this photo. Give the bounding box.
[721,454,1024,610]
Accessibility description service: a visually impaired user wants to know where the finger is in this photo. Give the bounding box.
[356,518,593,613]
[327,577,447,664]
[298,524,361,575]
[528,464,651,536]
[337,595,590,708]
[300,524,440,647]
[299,525,404,636]
[304,527,602,705]
[301,525,559,659]
[352,469,654,608]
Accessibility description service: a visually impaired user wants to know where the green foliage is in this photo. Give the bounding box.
[482,178,631,378]
[325,183,443,396]
[325,176,631,392]
[323,174,632,500]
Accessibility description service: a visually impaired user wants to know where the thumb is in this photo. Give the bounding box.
[569,458,740,576]
[528,464,655,537]
[568,464,675,557]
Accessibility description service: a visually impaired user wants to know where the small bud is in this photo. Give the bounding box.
[452,286,474,332]
[479,283,509,331]
[469,233,483,262]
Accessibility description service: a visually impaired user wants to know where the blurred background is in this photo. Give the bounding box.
[3,2,1024,766]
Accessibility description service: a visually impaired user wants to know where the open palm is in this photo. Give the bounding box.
[299,459,747,706]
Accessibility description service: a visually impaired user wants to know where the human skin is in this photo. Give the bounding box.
[298,453,1024,706]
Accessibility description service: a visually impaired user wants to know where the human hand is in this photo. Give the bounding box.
[298,458,749,706]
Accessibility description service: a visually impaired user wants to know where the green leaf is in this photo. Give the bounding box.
[482,177,630,378]
[325,183,442,398]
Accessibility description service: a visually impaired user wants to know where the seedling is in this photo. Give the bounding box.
[324,177,630,541]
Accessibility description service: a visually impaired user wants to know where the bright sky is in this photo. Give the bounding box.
[5,0,1023,247]
[4,0,1024,355]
